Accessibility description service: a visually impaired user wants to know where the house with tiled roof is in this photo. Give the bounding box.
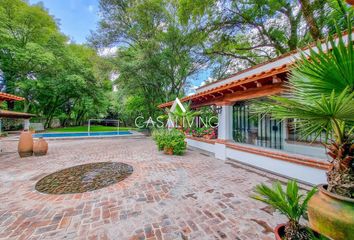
[159,30,353,185]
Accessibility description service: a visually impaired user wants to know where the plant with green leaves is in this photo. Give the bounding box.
[252,180,317,240]
[152,129,168,151]
[167,102,201,130]
[152,128,186,155]
[254,22,354,198]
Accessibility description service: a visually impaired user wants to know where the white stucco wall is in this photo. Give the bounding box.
[186,138,215,153]
[225,147,327,185]
[187,137,327,185]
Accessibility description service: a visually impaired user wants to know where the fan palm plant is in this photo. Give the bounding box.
[255,22,354,198]
[252,180,317,239]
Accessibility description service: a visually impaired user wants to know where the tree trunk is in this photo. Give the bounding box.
[299,0,322,40]
[326,141,354,198]
[285,220,311,240]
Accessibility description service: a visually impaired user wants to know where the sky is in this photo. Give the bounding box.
[28,0,210,92]
[28,0,99,44]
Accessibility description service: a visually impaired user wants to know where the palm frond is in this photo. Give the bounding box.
[288,20,354,99]
[251,180,317,223]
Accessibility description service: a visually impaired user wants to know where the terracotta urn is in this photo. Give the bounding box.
[33,137,48,156]
[164,147,173,155]
[308,184,354,240]
[18,131,33,157]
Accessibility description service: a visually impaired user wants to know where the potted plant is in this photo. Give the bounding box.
[202,128,214,139]
[184,128,192,136]
[152,129,187,155]
[192,128,204,138]
[254,23,354,239]
[252,180,326,240]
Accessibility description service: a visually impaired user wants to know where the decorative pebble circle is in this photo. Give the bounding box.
[35,162,133,194]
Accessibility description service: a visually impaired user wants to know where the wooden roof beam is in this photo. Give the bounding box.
[272,75,282,83]
[240,85,247,91]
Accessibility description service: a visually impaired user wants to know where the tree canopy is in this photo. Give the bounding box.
[91,0,353,123]
[0,0,352,128]
[0,0,114,128]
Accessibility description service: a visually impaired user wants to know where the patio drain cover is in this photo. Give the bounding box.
[35,162,133,194]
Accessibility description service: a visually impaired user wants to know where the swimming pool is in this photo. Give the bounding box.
[33,131,132,138]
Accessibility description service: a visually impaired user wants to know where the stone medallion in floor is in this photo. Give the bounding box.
[0,138,286,240]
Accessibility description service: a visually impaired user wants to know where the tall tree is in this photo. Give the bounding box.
[91,0,207,118]
[0,0,113,127]
[177,0,353,76]
[299,0,322,40]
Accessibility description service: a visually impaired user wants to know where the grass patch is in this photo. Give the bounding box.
[46,125,136,132]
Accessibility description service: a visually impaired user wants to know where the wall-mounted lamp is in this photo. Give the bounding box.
[211,105,222,114]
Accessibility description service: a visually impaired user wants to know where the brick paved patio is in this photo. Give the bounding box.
[0,137,287,240]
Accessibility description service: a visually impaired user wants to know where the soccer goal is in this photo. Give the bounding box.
[87,119,120,135]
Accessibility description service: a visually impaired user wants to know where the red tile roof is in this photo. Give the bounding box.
[158,64,290,108]
[0,92,25,102]
[158,29,353,109]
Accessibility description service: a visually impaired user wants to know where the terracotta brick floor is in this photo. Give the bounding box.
[0,137,286,240]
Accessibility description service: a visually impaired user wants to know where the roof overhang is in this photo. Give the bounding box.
[0,92,25,102]
[158,64,289,109]
[170,98,186,113]
[0,110,35,119]
[158,30,353,109]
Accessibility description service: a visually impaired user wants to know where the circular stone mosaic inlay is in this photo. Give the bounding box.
[35,162,133,194]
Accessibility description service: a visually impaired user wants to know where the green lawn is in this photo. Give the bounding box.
[46,125,136,132]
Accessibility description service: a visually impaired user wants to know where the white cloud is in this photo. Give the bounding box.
[98,47,118,56]
[88,5,94,13]
[200,77,216,87]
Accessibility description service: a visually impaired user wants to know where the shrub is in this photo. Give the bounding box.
[252,180,318,240]
[152,129,168,151]
[152,128,186,155]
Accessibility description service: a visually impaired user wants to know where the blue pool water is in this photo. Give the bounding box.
[33,131,132,138]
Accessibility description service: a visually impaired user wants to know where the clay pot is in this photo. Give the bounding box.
[274,223,324,240]
[33,137,48,156]
[308,184,354,240]
[204,134,214,140]
[274,224,285,240]
[164,147,173,155]
[18,131,33,157]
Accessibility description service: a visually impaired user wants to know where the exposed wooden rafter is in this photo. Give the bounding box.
[240,85,247,91]
[272,75,282,83]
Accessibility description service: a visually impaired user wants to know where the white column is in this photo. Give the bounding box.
[215,105,233,160]
[23,119,30,131]
[217,105,233,140]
